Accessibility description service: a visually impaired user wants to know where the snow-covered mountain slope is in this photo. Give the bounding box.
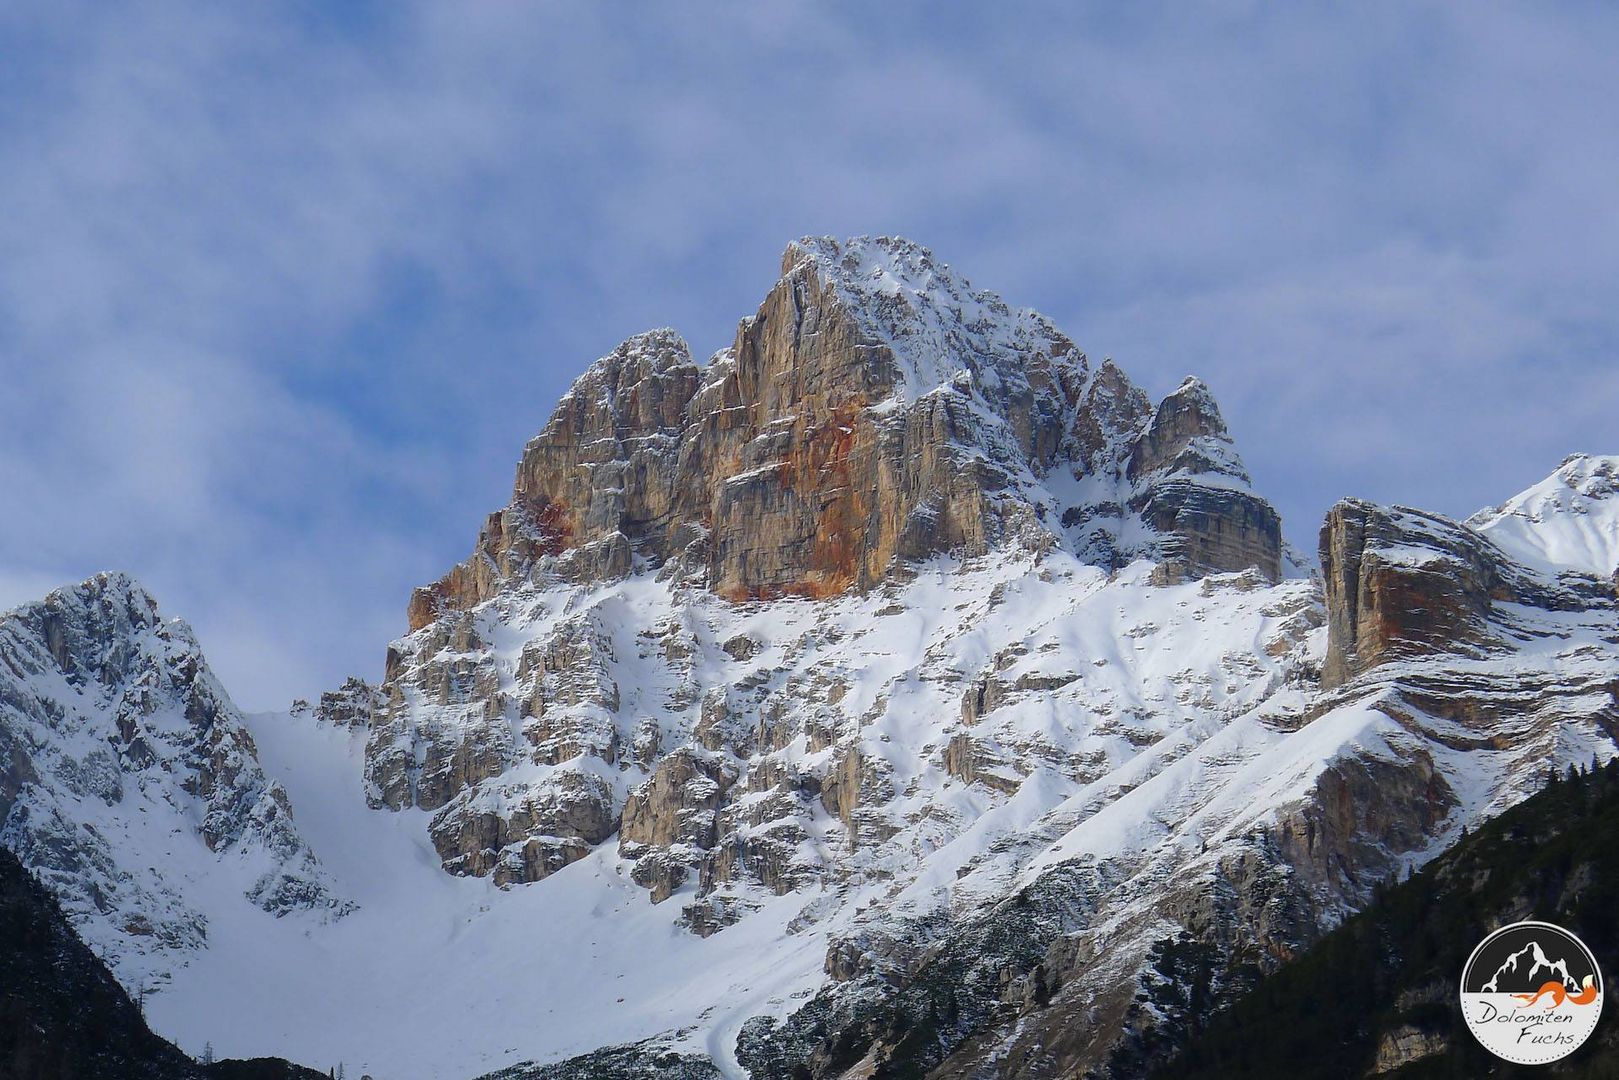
[147,708,825,1079]
[922,489,1619,1078]
[130,492,1615,1079]
[0,574,348,995]
[2,237,1616,1080]
[1468,453,1619,579]
[144,550,1318,1078]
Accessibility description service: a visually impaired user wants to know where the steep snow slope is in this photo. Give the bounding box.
[1469,453,1619,578]
[151,710,827,1079]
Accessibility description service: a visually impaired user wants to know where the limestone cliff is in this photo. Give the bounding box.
[371,236,1291,886]
[1128,377,1282,584]
[1318,498,1604,688]
[408,236,1284,632]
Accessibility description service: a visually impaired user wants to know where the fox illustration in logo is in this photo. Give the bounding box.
[1514,975,1600,1008]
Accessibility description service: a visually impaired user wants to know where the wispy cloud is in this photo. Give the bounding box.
[1,2,1615,706]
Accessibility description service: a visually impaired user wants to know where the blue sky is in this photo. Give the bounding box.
[1,3,1616,708]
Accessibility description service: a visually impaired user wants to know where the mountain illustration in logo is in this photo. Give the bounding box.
[1463,923,1601,997]
[1481,939,1578,994]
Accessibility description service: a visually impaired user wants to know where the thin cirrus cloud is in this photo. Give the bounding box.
[0,2,1614,707]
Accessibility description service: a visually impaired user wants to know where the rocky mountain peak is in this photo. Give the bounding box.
[3,572,213,747]
[364,239,1298,913]
[12,571,165,683]
[541,327,698,433]
[1129,375,1246,483]
[0,572,348,987]
[405,237,1286,631]
[1121,374,1279,583]
[778,235,1086,407]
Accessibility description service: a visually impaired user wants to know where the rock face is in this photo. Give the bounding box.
[1371,1024,1449,1074]
[408,236,1283,624]
[1318,498,1603,688]
[0,574,348,986]
[408,330,701,629]
[1127,378,1282,584]
[693,238,1084,600]
[311,676,380,728]
[370,236,1289,886]
[363,597,631,885]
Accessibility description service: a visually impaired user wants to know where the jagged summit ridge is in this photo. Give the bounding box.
[780,235,1082,407]
[1482,940,1577,994]
[406,236,1283,629]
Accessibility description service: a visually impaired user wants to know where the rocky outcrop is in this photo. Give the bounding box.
[310,676,379,729]
[364,602,627,883]
[1128,378,1282,584]
[1318,498,1603,688]
[1320,501,1491,687]
[943,733,1023,793]
[620,749,732,851]
[1268,750,1455,905]
[408,330,701,630]
[429,771,617,885]
[1371,1024,1449,1073]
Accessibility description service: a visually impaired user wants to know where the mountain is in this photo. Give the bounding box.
[1149,759,1619,1079]
[2,236,1616,1080]
[1467,454,1619,584]
[0,573,349,995]
[364,235,1287,903]
[0,845,326,1080]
